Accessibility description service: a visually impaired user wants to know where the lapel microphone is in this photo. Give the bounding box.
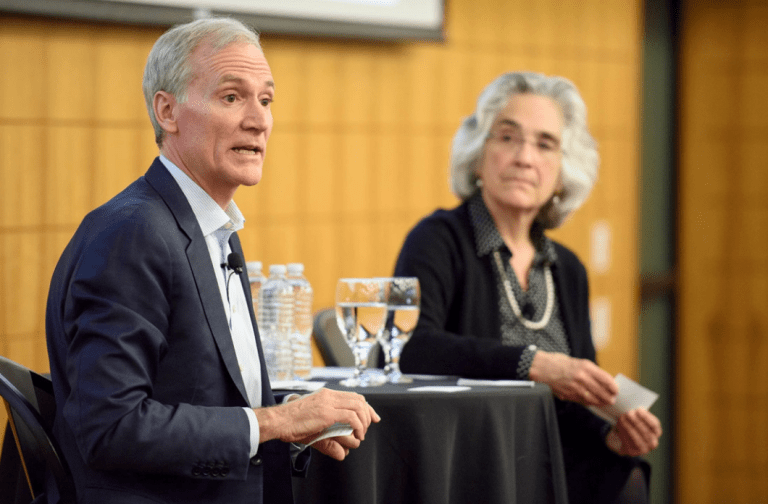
[221,252,244,308]
[221,252,244,274]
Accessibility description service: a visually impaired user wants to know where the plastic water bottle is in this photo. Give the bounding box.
[246,261,266,316]
[257,265,293,382]
[287,263,313,380]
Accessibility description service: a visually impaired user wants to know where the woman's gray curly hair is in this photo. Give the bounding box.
[450,71,599,229]
[143,17,262,147]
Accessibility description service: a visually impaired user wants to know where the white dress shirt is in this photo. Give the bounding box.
[160,156,262,457]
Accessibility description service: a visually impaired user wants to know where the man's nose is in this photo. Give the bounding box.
[243,101,271,131]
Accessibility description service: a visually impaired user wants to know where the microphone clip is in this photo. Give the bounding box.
[221,252,244,274]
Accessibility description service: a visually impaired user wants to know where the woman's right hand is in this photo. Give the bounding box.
[528,350,618,406]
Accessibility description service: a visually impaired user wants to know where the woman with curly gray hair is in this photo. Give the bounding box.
[394,72,661,504]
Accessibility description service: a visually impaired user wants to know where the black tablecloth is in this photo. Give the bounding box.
[291,377,569,504]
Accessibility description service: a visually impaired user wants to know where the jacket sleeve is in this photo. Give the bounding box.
[394,214,526,379]
[52,207,253,480]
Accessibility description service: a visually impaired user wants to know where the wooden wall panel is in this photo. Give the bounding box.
[0,0,643,393]
[678,1,768,502]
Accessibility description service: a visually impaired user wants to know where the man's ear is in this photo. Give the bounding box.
[153,91,179,135]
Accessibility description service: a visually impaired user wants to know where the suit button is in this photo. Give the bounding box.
[250,456,262,466]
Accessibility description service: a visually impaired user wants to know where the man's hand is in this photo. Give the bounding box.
[606,408,662,457]
[308,434,361,461]
[255,388,380,460]
[528,350,618,406]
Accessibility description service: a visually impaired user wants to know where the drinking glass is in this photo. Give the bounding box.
[376,277,420,384]
[335,278,388,387]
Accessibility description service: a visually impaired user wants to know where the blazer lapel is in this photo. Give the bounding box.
[229,235,276,407]
[550,258,590,360]
[550,261,579,355]
[144,159,250,405]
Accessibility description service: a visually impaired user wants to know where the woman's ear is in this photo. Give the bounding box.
[153,91,179,135]
[555,169,565,194]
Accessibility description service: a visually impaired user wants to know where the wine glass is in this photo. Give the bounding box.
[377,277,420,384]
[335,278,388,387]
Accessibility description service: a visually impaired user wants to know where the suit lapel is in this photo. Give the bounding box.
[144,159,250,405]
[229,235,276,406]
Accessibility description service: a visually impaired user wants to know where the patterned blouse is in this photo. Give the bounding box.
[468,193,571,379]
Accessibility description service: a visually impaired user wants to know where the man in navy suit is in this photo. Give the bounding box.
[45,17,379,504]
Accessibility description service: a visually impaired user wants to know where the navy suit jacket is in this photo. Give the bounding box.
[46,158,301,504]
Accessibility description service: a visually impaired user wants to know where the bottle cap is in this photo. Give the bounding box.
[287,263,304,275]
[269,264,287,275]
[246,261,263,276]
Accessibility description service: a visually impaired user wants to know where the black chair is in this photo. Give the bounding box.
[312,308,379,368]
[0,356,75,504]
[312,308,355,367]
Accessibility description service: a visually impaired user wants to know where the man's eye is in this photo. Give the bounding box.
[224,94,237,103]
[260,98,273,107]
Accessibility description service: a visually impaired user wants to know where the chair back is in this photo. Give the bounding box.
[312,308,381,368]
[312,308,355,367]
[0,356,75,504]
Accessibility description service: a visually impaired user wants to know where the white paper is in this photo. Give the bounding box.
[588,373,659,425]
[407,385,471,393]
[270,380,326,392]
[457,378,535,388]
[305,422,354,446]
[309,367,356,380]
[406,374,452,381]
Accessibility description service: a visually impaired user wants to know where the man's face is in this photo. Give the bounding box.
[165,41,274,207]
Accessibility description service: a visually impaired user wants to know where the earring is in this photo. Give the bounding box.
[475,178,484,188]
[551,193,561,205]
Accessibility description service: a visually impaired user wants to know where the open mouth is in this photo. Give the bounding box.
[232,146,262,156]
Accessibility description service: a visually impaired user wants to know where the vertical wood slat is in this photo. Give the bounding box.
[678,1,768,502]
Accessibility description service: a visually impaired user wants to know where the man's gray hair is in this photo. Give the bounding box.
[142,17,262,147]
[450,72,599,229]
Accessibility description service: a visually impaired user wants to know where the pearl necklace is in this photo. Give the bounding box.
[493,250,554,331]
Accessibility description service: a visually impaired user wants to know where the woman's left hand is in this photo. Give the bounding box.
[605,408,662,457]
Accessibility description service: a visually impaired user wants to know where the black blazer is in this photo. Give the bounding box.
[46,158,299,504]
[394,198,641,504]
[395,198,596,377]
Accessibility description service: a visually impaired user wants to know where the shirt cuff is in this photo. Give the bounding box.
[517,344,538,379]
[243,407,260,458]
[282,393,301,403]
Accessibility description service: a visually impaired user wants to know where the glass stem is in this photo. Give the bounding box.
[354,346,369,377]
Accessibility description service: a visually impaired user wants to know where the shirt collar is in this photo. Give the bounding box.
[159,155,245,237]
[468,192,557,265]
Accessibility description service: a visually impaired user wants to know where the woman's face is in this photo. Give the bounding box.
[476,93,564,219]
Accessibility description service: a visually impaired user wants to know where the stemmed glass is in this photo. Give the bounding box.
[335,278,388,387]
[375,277,420,384]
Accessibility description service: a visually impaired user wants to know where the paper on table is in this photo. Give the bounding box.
[309,367,356,380]
[270,380,326,392]
[305,422,354,446]
[407,374,452,381]
[457,378,535,388]
[408,385,471,393]
[588,373,659,425]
